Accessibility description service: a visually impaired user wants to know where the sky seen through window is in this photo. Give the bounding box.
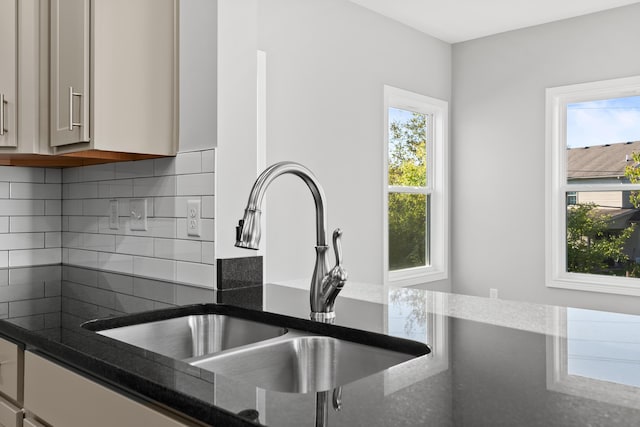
[567,96,640,148]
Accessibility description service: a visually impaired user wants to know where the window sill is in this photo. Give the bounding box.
[547,273,640,297]
[388,267,447,287]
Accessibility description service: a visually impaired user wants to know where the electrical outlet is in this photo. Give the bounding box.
[489,288,498,299]
[187,200,201,237]
[130,198,148,231]
[109,200,119,230]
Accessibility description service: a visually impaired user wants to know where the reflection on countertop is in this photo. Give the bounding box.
[1,265,640,426]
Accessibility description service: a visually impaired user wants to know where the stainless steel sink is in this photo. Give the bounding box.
[86,305,430,394]
[97,314,287,360]
[187,331,416,393]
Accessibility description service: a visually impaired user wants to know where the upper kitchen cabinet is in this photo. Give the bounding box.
[0,0,48,156]
[50,0,178,158]
[0,0,17,149]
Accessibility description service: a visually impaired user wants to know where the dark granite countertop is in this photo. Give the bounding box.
[2,265,640,426]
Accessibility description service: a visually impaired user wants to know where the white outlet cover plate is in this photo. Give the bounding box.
[187,199,201,237]
[130,198,147,231]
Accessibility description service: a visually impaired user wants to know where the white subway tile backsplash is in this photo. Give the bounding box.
[133,176,177,197]
[0,167,44,183]
[130,217,177,239]
[67,216,99,233]
[0,234,45,250]
[115,159,154,179]
[9,248,61,267]
[115,235,154,256]
[153,196,188,218]
[133,256,176,281]
[83,233,116,252]
[62,232,82,249]
[67,248,99,269]
[98,252,134,274]
[79,163,115,182]
[176,173,214,196]
[45,232,62,248]
[154,238,201,262]
[62,199,83,216]
[153,157,175,177]
[0,200,44,216]
[10,216,61,232]
[45,199,62,216]
[202,150,215,173]
[175,151,202,175]
[98,180,133,198]
[45,168,62,184]
[176,261,214,288]
[0,183,8,198]
[0,149,216,288]
[62,168,80,183]
[66,182,99,199]
[202,196,214,218]
[202,241,215,264]
[10,183,61,200]
[82,199,110,216]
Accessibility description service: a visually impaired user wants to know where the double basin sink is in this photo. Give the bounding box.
[82,304,430,393]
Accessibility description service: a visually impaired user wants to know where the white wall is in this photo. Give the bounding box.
[214,0,261,260]
[256,0,451,289]
[451,3,640,313]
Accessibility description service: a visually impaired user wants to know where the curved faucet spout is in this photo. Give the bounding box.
[235,161,347,321]
[235,162,328,249]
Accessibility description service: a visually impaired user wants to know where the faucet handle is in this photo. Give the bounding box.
[332,228,343,267]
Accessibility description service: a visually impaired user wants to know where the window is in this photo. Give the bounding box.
[384,86,448,285]
[546,75,640,295]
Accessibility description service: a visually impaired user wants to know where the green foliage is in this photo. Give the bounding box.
[388,112,427,187]
[388,111,427,270]
[566,203,635,274]
[625,151,640,208]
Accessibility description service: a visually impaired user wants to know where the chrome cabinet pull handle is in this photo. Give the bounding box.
[68,86,83,131]
[0,94,7,136]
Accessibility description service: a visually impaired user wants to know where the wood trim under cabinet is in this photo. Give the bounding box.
[0,151,166,167]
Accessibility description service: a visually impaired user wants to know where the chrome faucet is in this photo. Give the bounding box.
[235,161,348,322]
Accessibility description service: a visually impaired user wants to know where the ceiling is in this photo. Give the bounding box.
[348,0,640,43]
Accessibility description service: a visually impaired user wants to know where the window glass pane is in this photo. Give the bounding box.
[389,192,428,270]
[566,191,639,276]
[566,96,640,184]
[388,107,427,187]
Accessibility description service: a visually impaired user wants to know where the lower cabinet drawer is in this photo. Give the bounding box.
[0,337,23,402]
[24,352,200,427]
[0,396,23,427]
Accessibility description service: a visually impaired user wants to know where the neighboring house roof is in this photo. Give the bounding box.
[567,140,640,180]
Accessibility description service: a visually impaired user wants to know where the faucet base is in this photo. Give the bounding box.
[310,311,336,323]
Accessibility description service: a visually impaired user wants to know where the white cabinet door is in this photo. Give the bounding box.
[50,0,90,147]
[0,0,17,148]
[24,352,200,427]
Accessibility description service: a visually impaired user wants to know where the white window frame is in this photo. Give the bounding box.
[383,85,448,286]
[545,75,640,296]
